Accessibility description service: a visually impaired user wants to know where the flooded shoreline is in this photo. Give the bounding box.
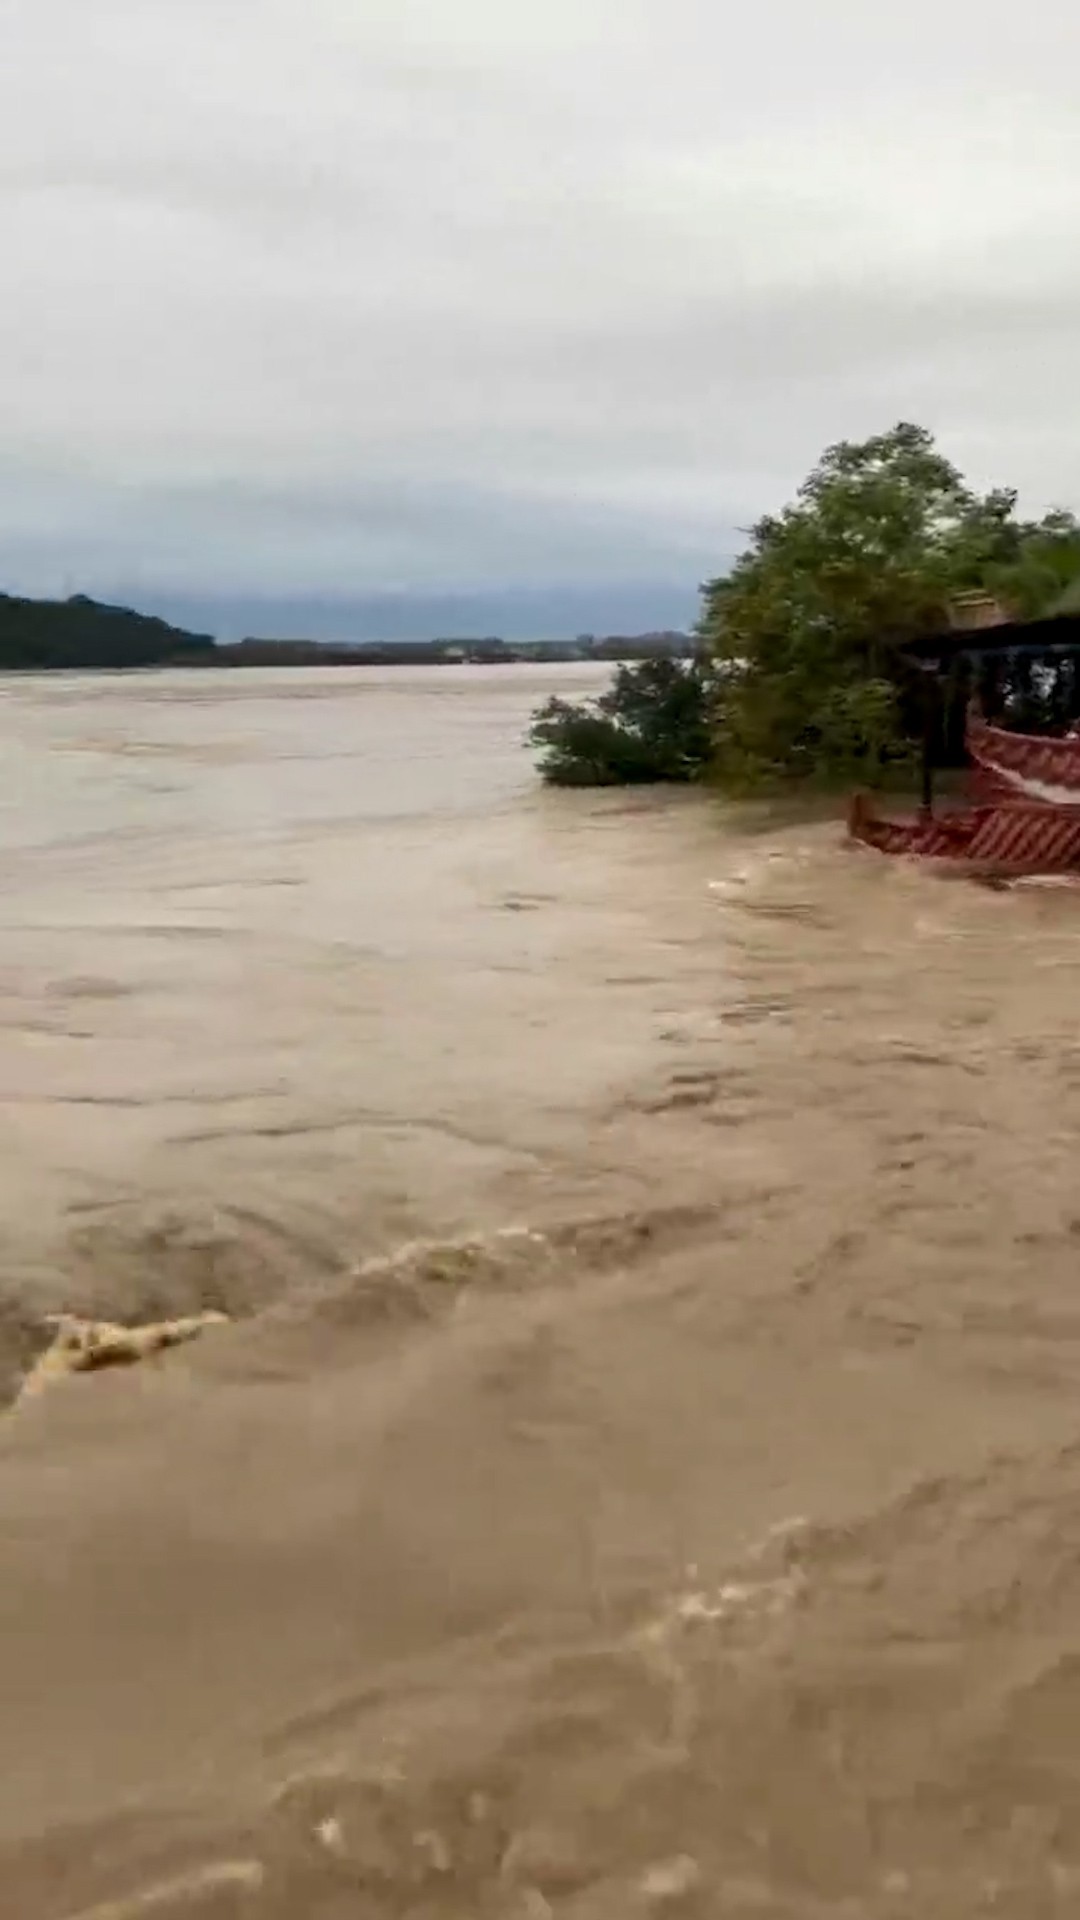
[4,669,1080,1915]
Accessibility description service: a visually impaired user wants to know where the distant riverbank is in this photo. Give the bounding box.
[0,587,692,673]
[213,634,694,668]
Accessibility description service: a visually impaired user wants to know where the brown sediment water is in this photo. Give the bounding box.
[3,665,1080,1916]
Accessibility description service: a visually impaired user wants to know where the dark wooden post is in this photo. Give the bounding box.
[919,665,938,817]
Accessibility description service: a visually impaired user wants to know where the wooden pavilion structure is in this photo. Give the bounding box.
[849,611,1080,875]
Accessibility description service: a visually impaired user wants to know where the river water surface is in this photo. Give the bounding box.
[0,665,737,1323]
[4,667,1080,1917]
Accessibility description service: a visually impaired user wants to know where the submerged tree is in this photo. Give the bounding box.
[528,657,714,787]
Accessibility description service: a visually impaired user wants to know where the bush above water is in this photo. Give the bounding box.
[527,657,714,787]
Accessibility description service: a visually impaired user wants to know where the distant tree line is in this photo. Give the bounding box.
[0,599,696,674]
[218,634,694,667]
[0,594,215,671]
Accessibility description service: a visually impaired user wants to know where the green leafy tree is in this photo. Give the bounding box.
[985,507,1080,618]
[700,423,1080,783]
[528,657,713,787]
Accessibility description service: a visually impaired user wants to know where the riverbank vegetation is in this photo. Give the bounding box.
[527,657,713,786]
[531,424,1080,788]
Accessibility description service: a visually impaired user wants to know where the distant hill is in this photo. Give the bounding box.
[0,594,215,671]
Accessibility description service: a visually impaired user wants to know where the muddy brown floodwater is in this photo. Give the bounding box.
[3,666,1080,1917]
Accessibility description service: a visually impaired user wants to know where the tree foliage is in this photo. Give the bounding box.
[527,657,713,787]
[699,423,1080,784]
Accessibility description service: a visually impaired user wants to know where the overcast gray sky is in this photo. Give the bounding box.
[3,0,1079,633]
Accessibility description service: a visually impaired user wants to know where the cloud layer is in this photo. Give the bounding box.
[3,0,1079,630]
